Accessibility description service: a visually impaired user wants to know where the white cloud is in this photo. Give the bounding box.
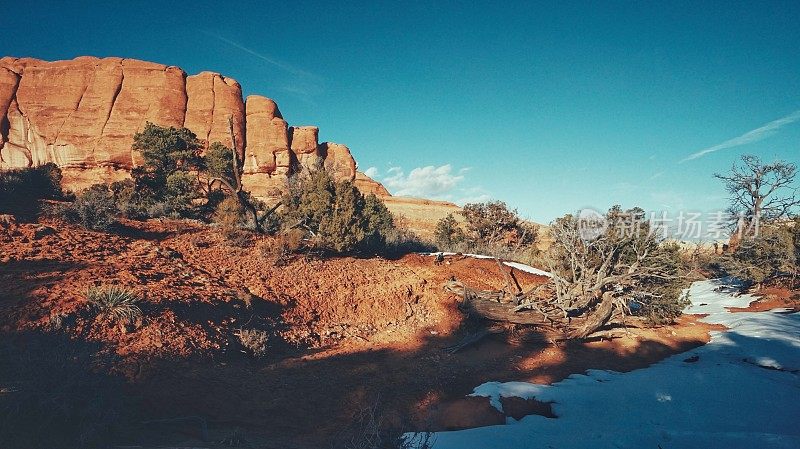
[363,166,379,178]
[455,188,492,204]
[382,164,465,197]
[681,110,800,162]
[369,164,489,204]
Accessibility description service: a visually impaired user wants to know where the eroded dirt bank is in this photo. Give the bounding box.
[0,218,721,448]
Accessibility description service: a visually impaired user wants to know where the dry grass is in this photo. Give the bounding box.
[234,328,270,358]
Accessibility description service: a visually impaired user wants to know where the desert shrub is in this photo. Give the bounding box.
[60,184,117,231]
[792,218,800,268]
[107,179,147,218]
[436,201,539,262]
[280,170,396,253]
[546,206,690,326]
[214,196,246,233]
[163,171,200,214]
[239,191,279,233]
[631,242,692,324]
[128,122,203,218]
[205,141,236,186]
[86,285,142,325]
[223,229,255,248]
[212,191,271,244]
[259,228,305,265]
[634,289,691,325]
[720,225,796,287]
[382,214,437,256]
[462,201,537,248]
[362,193,395,246]
[0,163,65,217]
[336,402,434,449]
[434,213,465,248]
[234,328,269,358]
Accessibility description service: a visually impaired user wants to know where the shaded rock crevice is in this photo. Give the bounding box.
[53,68,92,150]
[207,73,215,148]
[0,67,21,147]
[95,60,124,166]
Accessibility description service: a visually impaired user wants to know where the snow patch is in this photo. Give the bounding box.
[425,252,552,277]
[428,279,800,449]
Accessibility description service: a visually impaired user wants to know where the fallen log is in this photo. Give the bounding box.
[444,278,617,340]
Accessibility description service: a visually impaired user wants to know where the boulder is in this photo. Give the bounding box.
[289,126,319,155]
[290,126,321,172]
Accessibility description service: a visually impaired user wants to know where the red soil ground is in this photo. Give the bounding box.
[728,285,800,313]
[0,217,722,448]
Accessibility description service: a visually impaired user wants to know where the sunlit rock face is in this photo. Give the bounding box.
[0,56,379,198]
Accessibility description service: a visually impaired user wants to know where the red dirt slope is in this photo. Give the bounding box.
[0,217,720,448]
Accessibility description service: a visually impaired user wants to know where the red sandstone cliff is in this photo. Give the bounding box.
[0,56,386,199]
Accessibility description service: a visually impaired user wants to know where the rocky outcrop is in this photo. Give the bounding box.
[184,71,245,160]
[321,143,356,182]
[243,95,287,175]
[354,171,390,196]
[0,56,385,199]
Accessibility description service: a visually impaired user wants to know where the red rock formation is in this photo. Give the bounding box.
[184,71,245,159]
[354,171,390,196]
[321,142,356,181]
[243,95,288,174]
[289,125,322,173]
[0,56,389,199]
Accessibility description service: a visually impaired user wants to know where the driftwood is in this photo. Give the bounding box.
[445,276,617,340]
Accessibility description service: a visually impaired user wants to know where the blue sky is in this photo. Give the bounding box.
[3,1,799,223]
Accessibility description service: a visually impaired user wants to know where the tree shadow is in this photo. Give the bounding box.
[0,303,724,449]
[0,258,84,313]
[0,251,743,448]
[0,329,138,449]
[108,222,174,241]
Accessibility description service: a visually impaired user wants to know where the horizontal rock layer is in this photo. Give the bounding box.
[0,56,388,199]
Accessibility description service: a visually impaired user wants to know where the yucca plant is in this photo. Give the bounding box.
[86,285,142,325]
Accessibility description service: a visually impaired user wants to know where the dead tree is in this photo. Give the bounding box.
[715,155,799,239]
[443,208,684,342]
[208,116,279,233]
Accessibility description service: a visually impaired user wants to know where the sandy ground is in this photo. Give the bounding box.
[0,217,723,448]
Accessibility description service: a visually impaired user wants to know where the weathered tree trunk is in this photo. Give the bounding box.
[562,291,615,339]
[445,278,617,340]
[462,297,553,326]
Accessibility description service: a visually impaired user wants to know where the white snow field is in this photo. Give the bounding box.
[428,279,800,449]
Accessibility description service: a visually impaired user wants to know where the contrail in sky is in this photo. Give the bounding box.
[681,109,800,162]
[203,31,319,80]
